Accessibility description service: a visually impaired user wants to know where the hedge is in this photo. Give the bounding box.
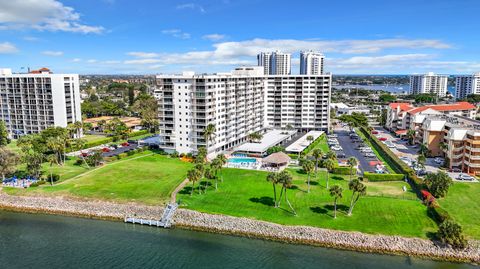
[78,130,151,151]
[332,166,353,175]
[363,172,404,182]
[359,127,424,191]
[302,134,326,155]
[428,202,451,224]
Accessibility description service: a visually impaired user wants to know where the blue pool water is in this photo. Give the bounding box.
[228,158,257,163]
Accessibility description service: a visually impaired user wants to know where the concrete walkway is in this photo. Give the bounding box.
[171,178,189,203]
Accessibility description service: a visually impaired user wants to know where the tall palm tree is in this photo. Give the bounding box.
[46,154,57,185]
[187,168,202,196]
[215,154,227,182]
[210,158,222,190]
[324,158,336,189]
[73,121,83,138]
[277,170,296,215]
[203,124,216,155]
[418,143,429,157]
[347,179,367,216]
[347,157,358,180]
[326,150,337,161]
[302,160,314,193]
[439,142,448,157]
[406,129,416,145]
[266,172,279,207]
[417,154,426,169]
[195,163,206,194]
[248,132,263,143]
[312,149,323,177]
[329,185,343,219]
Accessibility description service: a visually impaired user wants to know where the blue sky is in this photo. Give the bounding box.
[0,0,479,74]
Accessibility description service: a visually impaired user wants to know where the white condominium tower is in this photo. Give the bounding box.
[300,51,325,75]
[155,67,331,154]
[409,72,448,97]
[455,73,480,99]
[257,51,291,75]
[0,68,82,139]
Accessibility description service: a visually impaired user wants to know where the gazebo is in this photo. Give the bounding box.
[262,152,291,167]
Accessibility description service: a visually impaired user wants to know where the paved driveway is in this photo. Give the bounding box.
[334,126,377,173]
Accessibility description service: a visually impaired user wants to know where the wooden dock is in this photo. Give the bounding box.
[124,203,178,228]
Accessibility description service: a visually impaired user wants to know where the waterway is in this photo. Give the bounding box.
[334,84,455,95]
[0,211,476,269]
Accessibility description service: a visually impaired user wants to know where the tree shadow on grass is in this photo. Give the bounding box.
[332,176,344,181]
[249,196,275,207]
[178,186,193,195]
[324,204,349,214]
[309,181,319,186]
[310,206,328,214]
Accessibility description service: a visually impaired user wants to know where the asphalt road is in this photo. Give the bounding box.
[334,128,377,173]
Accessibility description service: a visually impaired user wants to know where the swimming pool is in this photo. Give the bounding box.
[228,158,257,164]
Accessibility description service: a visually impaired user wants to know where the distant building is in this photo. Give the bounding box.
[0,68,81,139]
[455,73,480,100]
[300,51,324,75]
[257,51,291,75]
[409,72,448,97]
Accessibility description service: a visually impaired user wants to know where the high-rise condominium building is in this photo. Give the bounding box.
[0,68,81,139]
[257,51,291,75]
[300,51,325,75]
[155,67,331,154]
[455,73,480,100]
[409,72,448,97]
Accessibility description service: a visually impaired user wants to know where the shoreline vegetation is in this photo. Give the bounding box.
[0,192,478,264]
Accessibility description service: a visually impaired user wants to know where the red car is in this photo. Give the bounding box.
[102,147,110,152]
[121,142,129,147]
[379,137,387,141]
[371,130,379,134]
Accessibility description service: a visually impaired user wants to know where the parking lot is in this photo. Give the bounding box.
[333,126,381,173]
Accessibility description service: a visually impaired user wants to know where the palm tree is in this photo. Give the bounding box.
[215,154,227,182]
[248,132,263,143]
[302,160,314,193]
[417,154,426,169]
[210,157,223,190]
[46,154,57,185]
[326,150,337,161]
[73,121,83,138]
[347,178,367,216]
[418,143,429,157]
[266,172,279,207]
[306,135,314,144]
[195,163,206,194]
[439,142,448,157]
[329,185,343,219]
[324,158,336,189]
[347,157,358,180]
[195,147,207,164]
[187,168,202,196]
[203,124,216,155]
[72,138,90,168]
[97,119,107,132]
[312,149,323,177]
[277,170,296,215]
[407,129,416,145]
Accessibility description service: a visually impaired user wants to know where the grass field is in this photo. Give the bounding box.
[308,134,329,153]
[4,151,192,205]
[179,167,436,238]
[438,182,480,239]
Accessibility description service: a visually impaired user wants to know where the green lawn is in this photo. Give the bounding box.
[438,182,480,239]
[179,168,436,238]
[83,134,108,142]
[308,134,329,153]
[4,151,192,205]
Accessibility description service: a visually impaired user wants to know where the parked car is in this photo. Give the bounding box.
[458,173,475,181]
[416,170,427,176]
[365,153,376,158]
[331,146,343,151]
[371,130,379,135]
[337,153,346,158]
[379,137,387,141]
[449,167,462,173]
[434,157,444,164]
[121,142,130,147]
[328,134,338,138]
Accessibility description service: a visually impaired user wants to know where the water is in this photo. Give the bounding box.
[0,211,476,269]
[228,157,257,163]
[335,84,456,95]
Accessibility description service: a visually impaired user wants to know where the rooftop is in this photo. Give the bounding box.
[285,131,324,153]
[234,129,296,154]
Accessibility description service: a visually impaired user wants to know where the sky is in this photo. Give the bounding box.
[0,0,479,75]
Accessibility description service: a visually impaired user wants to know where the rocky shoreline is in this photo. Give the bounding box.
[0,192,479,264]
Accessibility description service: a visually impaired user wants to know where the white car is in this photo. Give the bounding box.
[458,173,475,181]
[434,157,444,164]
[328,134,338,138]
[331,146,343,151]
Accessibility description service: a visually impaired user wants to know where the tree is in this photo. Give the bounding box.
[46,154,57,185]
[266,172,279,207]
[248,132,263,143]
[0,120,10,147]
[70,138,90,168]
[195,163,206,194]
[203,124,216,154]
[378,109,387,126]
[347,157,358,180]
[406,129,416,145]
[195,147,207,164]
[73,121,83,138]
[47,136,66,165]
[347,179,367,216]
[215,154,227,182]
[326,150,337,161]
[311,149,323,177]
[266,145,285,155]
[86,150,104,167]
[187,168,202,196]
[0,148,20,180]
[329,185,343,219]
[209,157,223,190]
[306,135,314,143]
[379,94,396,103]
[424,171,453,198]
[277,170,296,215]
[324,158,336,189]
[24,152,44,178]
[105,118,130,140]
[302,160,314,193]
[437,220,468,249]
[417,154,426,169]
[439,142,448,157]
[418,143,430,157]
[131,94,159,132]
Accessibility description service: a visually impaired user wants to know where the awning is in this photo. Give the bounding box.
[395,129,407,135]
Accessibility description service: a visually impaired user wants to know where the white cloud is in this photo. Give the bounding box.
[161,29,191,39]
[124,58,162,65]
[87,59,97,63]
[23,36,40,42]
[72,58,82,62]
[0,0,104,34]
[42,50,63,56]
[202,34,226,41]
[0,42,18,53]
[176,3,206,13]
[127,51,160,58]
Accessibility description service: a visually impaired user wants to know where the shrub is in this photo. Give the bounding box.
[179,153,185,158]
[363,172,404,181]
[424,171,453,198]
[118,153,128,158]
[116,155,122,160]
[126,150,135,156]
[427,203,451,223]
[437,220,468,249]
[170,151,179,158]
[332,166,351,175]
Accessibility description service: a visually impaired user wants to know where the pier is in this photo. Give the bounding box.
[124,203,178,228]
